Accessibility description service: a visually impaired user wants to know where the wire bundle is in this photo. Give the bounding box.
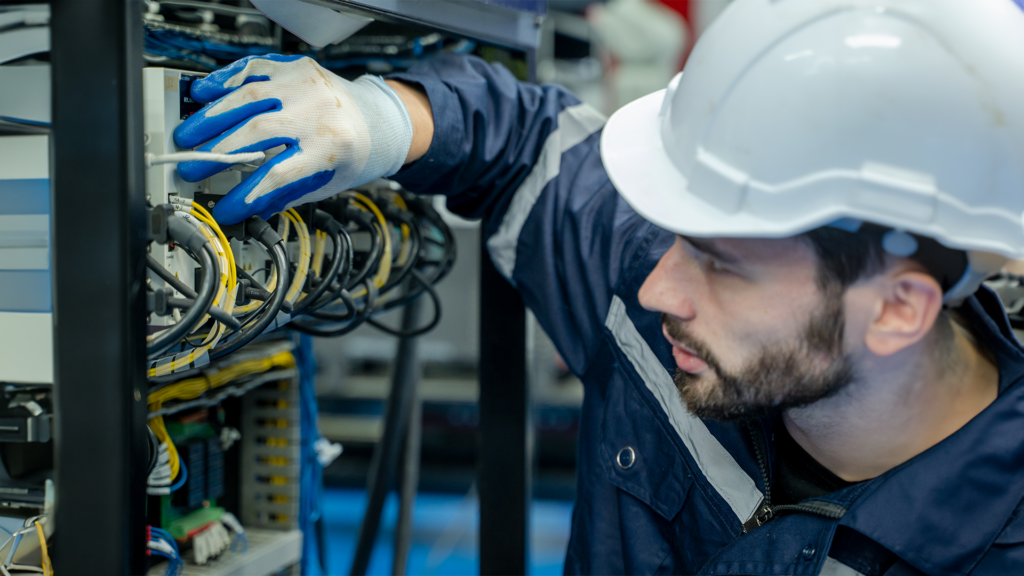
[146,349,296,496]
[148,526,183,576]
[145,181,455,370]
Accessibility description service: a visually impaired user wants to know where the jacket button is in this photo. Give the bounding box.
[801,545,816,561]
[616,447,636,470]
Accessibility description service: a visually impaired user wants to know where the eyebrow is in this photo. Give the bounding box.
[680,236,742,265]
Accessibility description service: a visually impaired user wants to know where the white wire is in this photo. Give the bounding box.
[145,151,266,168]
[148,539,176,556]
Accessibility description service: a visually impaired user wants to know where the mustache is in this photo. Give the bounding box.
[661,313,722,375]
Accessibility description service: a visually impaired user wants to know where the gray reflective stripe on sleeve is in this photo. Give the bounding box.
[604,295,763,523]
[486,103,607,281]
[820,557,867,576]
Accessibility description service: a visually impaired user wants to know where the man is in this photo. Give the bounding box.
[173,0,1024,573]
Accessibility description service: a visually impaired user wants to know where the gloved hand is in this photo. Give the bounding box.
[173,54,413,224]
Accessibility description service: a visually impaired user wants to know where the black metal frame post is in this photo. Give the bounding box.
[350,296,424,575]
[393,362,422,575]
[478,227,532,575]
[50,0,150,573]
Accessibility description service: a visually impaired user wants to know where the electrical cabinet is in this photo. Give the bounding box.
[38,1,542,574]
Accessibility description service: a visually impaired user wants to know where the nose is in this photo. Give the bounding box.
[638,237,697,320]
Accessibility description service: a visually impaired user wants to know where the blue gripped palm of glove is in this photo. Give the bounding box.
[173,54,414,224]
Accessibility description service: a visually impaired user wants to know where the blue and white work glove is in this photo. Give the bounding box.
[173,54,414,224]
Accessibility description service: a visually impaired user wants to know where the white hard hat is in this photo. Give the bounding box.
[249,0,372,48]
[601,0,1024,301]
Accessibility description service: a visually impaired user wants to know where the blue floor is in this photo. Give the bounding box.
[315,488,574,575]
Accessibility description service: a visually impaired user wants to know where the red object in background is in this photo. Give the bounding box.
[656,0,696,67]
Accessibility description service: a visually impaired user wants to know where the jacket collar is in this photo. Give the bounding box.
[833,287,1024,576]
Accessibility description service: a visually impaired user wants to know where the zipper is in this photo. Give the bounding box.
[742,422,774,533]
[741,422,847,534]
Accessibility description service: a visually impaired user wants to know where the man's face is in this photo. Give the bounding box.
[638,235,857,421]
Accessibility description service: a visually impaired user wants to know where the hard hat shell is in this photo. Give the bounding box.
[601,0,1024,260]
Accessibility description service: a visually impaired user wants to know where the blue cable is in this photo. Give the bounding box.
[150,527,184,575]
[169,459,189,492]
[297,334,322,574]
[150,549,180,576]
[151,528,180,556]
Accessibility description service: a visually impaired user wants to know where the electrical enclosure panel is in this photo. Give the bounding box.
[143,68,271,327]
[0,135,52,384]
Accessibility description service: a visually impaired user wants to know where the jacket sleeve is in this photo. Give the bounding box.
[389,54,672,377]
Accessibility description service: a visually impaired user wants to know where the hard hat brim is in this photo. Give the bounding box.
[602,89,809,239]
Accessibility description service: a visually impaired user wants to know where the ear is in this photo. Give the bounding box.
[864,270,944,357]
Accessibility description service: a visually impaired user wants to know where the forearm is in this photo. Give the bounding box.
[385,79,434,165]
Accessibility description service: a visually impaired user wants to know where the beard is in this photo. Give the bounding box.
[665,285,857,422]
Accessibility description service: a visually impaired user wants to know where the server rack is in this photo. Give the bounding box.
[47,0,543,573]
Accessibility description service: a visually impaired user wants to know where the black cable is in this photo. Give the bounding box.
[235,246,293,313]
[147,254,198,299]
[207,216,288,359]
[293,219,348,316]
[148,242,218,359]
[371,210,455,314]
[350,294,423,576]
[379,211,421,294]
[346,220,384,289]
[167,297,242,330]
[366,270,442,338]
[306,289,357,323]
[289,280,376,337]
[305,225,354,313]
[236,264,268,290]
[210,241,289,360]
[410,197,456,283]
[373,211,455,314]
[294,217,379,318]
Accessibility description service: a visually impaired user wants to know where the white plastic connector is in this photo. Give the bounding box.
[221,512,244,535]
[148,539,175,556]
[220,427,242,451]
[314,436,343,467]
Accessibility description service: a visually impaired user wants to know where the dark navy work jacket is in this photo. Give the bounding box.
[390,54,1024,576]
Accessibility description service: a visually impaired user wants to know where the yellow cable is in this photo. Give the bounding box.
[278,214,291,252]
[282,209,311,304]
[148,350,296,406]
[351,193,391,290]
[191,202,236,290]
[391,193,408,211]
[35,521,51,576]
[195,223,229,343]
[312,229,326,278]
[147,346,212,379]
[149,412,180,480]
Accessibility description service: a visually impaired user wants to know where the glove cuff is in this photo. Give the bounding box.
[347,75,415,185]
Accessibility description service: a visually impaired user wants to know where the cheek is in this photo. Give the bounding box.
[710,276,823,357]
